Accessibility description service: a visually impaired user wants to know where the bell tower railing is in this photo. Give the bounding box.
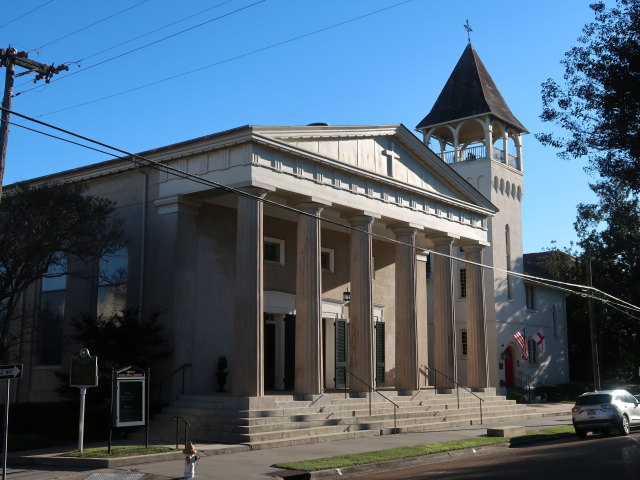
[438,146,520,170]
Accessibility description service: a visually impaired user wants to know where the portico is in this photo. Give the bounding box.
[153,124,497,398]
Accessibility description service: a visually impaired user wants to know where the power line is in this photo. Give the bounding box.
[68,0,235,66]
[4,105,640,320]
[26,0,151,54]
[0,0,55,30]
[21,0,416,116]
[16,0,266,92]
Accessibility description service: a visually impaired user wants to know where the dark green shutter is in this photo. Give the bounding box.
[334,319,348,389]
[283,314,295,391]
[375,322,385,387]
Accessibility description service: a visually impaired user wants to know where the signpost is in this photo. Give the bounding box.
[70,349,98,452]
[109,366,149,452]
[1,363,22,480]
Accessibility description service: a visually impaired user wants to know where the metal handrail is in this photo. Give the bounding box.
[424,365,484,424]
[516,371,536,402]
[344,368,399,434]
[173,416,190,450]
[154,363,192,403]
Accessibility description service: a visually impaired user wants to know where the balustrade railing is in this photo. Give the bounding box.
[438,146,520,170]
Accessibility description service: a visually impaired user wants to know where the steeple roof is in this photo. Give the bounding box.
[416,44,528,133]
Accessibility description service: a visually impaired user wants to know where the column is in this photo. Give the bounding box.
[232,188,267,397]
[484,120,493,160]
[392,225,419,391]
[502,129,509,165]
[348,214,375,393]
[515,134,524,171]
[465,244,489,388]
[294,202,325,395]
[432,236,456,389]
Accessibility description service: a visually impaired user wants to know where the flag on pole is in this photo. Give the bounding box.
[513,328,528,359]
[533,328,545,354]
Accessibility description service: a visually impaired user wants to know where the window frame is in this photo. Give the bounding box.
[525,285,536,311]
[264,237,285,265]
[460,329,468,358]
[527,338,538,364]
[321,247,335,273]
[459,267,467,299]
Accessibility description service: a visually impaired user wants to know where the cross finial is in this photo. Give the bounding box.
[464,19,473,44]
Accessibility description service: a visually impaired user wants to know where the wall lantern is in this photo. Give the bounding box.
[343,288,351,303]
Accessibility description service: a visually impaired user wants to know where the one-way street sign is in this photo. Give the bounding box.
[0,364,22,380]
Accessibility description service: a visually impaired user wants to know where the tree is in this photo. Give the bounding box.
[0,182,123,361]
[543,183,640,382]
[65,308,170,402]
[537,0,640,191]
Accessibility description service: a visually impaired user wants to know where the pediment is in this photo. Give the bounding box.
[253,125,496,215]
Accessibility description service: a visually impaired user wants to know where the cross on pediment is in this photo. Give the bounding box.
[382,147,399,177]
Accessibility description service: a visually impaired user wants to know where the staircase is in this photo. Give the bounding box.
[142,389,568,450]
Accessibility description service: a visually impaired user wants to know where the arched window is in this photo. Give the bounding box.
[505,225,512,300]
[97,247,128,317]
[38,254,66,365]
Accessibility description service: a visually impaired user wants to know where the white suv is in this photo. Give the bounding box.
[572,389,640,438]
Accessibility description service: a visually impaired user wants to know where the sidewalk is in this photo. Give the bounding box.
[7,405,572,480]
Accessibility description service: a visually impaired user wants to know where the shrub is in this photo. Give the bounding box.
[506,391,525,404]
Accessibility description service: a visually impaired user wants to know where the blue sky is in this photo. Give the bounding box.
[2,0,605,253]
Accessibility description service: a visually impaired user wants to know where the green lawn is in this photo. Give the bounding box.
[58,445,175,458]
[274,425,575,472]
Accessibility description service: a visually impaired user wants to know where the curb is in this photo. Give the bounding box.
[9,444,252,468]
[270,433,576,479]
[272,444,511,479]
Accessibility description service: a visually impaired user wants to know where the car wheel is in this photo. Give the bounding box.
[619,415,630,435]
[575,427,587,438]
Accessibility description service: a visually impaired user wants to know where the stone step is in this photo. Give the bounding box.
[148,402,531,440]
[163,399,515,419]
[140,404,569,446]
[157,398,521,426]
[247,428,381,450]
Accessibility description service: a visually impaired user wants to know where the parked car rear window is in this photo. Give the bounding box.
[576,394,612,405]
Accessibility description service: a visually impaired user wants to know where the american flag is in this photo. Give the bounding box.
[513,328,528,359]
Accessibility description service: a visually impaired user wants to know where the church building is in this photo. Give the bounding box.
[10,43,569,407]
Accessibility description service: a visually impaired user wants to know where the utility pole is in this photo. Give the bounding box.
[0,47,67,200]
[586,256,601,391]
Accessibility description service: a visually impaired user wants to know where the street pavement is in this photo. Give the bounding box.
[6,406,572,480]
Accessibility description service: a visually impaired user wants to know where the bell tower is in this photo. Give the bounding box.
[416,43,529,388]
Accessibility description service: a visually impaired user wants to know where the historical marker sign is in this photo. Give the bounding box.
[70,356,98,387]
[0,364,22,380]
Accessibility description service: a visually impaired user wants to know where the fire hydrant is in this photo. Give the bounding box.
[182,441,201,478]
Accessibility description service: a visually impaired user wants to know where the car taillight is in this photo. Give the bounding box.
[600,404,616,411]
[572,407,580,413]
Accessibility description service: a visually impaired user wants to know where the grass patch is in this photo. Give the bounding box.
[274,425,574,472]
[511,425,574,442]
[275,437,508,472]
[58,446,174,458]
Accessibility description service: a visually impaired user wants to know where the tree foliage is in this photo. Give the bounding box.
[0,182,123,361]
[537,0,640,191]
[65,309,170,402]
[538,0,640,383]
[543,183,640,382]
